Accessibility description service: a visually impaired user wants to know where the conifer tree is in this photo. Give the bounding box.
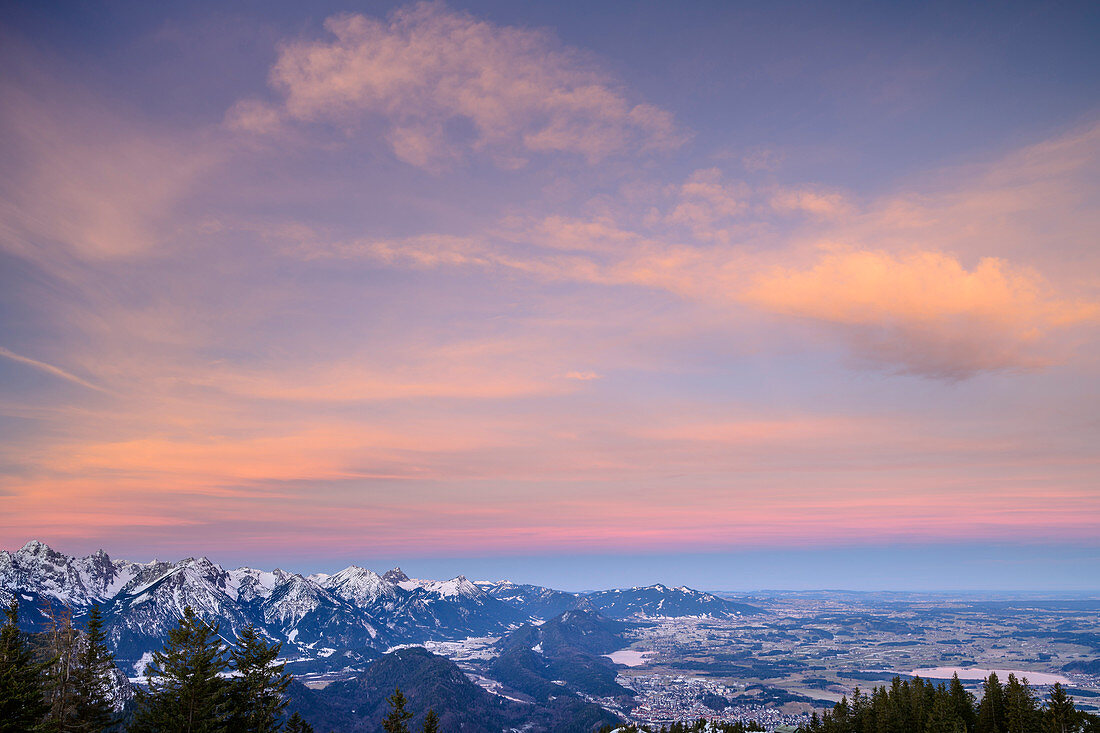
[978,672,1007,733]
[129,605,229,733]
[43,602,79,732]
[1003,674,1039,733]
[70,605,116,733]
[0,598,49,732]
[284,712,314,733]
[226,624,291,733]
[382,686,414,733]
[949,673,977,733]
[926,688,964,733]
[421,708,440,733]
[1045,683,1077,733]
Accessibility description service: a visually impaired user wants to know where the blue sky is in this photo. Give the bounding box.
[1,0,1098,589]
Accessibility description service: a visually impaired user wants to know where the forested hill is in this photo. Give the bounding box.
[287,645,621,732]
[798,672,1100,733]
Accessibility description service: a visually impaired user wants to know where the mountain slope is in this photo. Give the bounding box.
[291,646,621,733]
[304,646,521,732]
[491,609,634,703]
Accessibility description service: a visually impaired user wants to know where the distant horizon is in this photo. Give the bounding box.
[7,537,1099,595]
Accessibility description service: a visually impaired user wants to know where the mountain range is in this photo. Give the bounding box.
[0,540,761,677]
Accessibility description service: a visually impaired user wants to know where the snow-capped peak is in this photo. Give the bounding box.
[260,573,338,629]
[322,565,395,605]
[414,575,483,599]
[226,567,286,603]
[17,539,58,559]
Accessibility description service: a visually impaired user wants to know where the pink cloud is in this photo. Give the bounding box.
[663,168,751,241]
[225,98,282,135]
[238,2,685,168]
[769,186,852,218]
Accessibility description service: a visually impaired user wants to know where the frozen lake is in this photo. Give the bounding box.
[604,649,654,667]
[910,667,1070,685]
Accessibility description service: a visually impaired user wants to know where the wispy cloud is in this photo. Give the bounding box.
[284,123,1100,379]
[0,77,211,264]
[0,346,107,393]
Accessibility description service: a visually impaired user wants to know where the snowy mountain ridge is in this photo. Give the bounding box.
[1,540,759,676]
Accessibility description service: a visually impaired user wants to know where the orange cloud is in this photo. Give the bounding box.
[743,248,1099,377]
[239,3,685,168]
[5,388,1098,553]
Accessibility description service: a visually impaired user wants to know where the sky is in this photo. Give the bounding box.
[1,0,1098,591]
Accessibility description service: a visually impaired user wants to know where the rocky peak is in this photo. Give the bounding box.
[17,539,59,560]
[382,567,410,583]
[324,565,393,602]
[572,596,599,613]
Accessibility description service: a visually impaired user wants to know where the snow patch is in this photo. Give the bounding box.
[132,651,154,679]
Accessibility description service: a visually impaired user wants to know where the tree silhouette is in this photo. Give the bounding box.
[382,686,414,733]
[129,606,230,733]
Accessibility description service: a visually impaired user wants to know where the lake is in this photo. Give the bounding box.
[909,667,1069,685]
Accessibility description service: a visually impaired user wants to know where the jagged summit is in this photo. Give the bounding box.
[17,539,57,558]
[381,566,410,583]
[321,565,395,605]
